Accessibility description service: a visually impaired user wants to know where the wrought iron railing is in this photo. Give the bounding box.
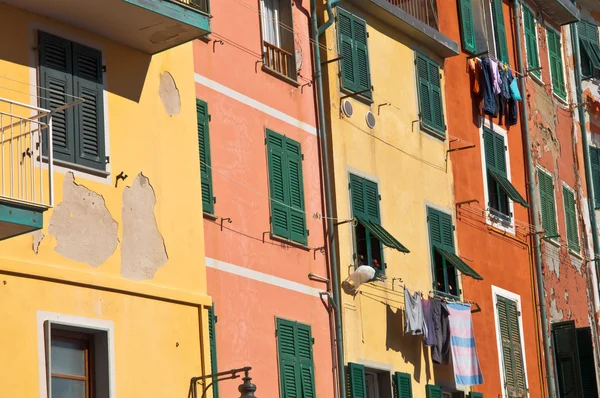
[171,0,210,14]
[263,41,294,79]
[386,0,439,30]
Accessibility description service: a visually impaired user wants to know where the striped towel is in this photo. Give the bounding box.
[447,302,484,386]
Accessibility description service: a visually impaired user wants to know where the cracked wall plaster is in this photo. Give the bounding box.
[549,299,564,322]
[49,172,119,267]
[32,230,44,254]
[545,243,560,278]
[570,254,583,274]
[121,173,168,281]
[158,71,181,117]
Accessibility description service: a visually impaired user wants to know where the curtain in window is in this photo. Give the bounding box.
[261,0,281,47]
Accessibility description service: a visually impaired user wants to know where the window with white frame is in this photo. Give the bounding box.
[259,0,296,79]
[522,4,541,79]
[546,25,567,101]
[466,0,509,63]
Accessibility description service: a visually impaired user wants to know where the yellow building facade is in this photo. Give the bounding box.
[320,1,466,396]
[0,2,213,397]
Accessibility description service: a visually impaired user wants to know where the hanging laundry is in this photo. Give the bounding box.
[431,298,451,364]
[489,59,502,95]
[468,58,481,95]
[404,287,427,336]
[422,298,436,347]
[447,302,484,386]
[498,68,511,125]
[480,57,496,116]
[508,70,519,126]
[342,265,375,295]
[509,71,522,101]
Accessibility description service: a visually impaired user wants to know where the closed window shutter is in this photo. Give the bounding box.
[467,393,483,398]
[491,0,509,64]
[417,54,446,137]
[497,296,526,397]
[562,187,579,252]
[576,327,599,398]
[197,99,214,214]
[38,31,75,163]
[552,321,584,398]
[416,55,432,128]
[428,208,454,253]
[590,146,600,209]
[285,139,308,245]
[277,319,300,398]
[364,179,380,223]
[350,174,367,219]
[296,323,316,398]
[458,0,476,53]
[538,170,557,237]
[338,9,357,93]
[353,18,372,98]
[394,372,412,398]
[73,42,105,170]
[522,6,540,78]
[547,28,566,99]
[208,304,219,398]
[348,363,366,398]
[425,385,441,398]
[267,130,290,239]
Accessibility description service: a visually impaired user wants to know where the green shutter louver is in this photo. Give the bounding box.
[491,0,509,64]
[208,304,219,398]
[578,22,600,76]
[416,53,445,137]
[522,6,541,79]
[590,146,600,209]
[425,385,442,398]
[563,187,579,252]
[468,393,483,398]
[576,327,599,398]
[394,372,412,398]
[297,323,316,398]
[458,0,476,53]
[266,130,307,245]
[197,99,214,214]
[547,27,566,100]
[497,296,527,397]
[552,321,584,398]
[538,169,557,238]
[348,363,366,398]
[277,319,300,398]
[337,9,371,99]
[427,208,454,252]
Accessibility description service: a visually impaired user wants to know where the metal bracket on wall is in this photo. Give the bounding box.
[447,144,476,155]
[377,103,391,115]
[526,66,543,74]
[212,39,224,52]
[301,81,313,94]
[321,55,344,65]
[190,366,253,398]
[255,59,264,73]
[339,86,373,115]
[219,217,232,231]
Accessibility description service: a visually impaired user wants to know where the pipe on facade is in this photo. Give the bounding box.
[512,1,556,396]
[310,1,346,398]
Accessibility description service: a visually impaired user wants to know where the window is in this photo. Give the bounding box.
[470,0,509,63]
[590,146,600,209]
[578,21,600,80]
[546,26,567,100]
[276,318,315,398]
[467,393,483,398]
[552,321,584,398]
[337,9,372,99]
[426,385,442,398]
[197,99,214,214]
[45,322,110,398]
[416,53,446,138]
[208,304,219,398]
[259,0,296,79]
[576,327,600,398]
[428,208,458,296]
[489,0,509,64]
[538,169,557,239]
[563,186,579,253]
[38,31,106,172]
[522,5,541,79]
[347,363,394,398]
[495,295,527,397]
[483,127,529,219]
[458,0,476,53]
[266,129,308,245]
[393,372,412,398]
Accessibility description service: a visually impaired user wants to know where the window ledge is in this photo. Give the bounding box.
[42,156,110,178]
[569,249,583,260]
[203,212,218,221]
[262,65,300,87]
[529,73,544,86]
[421,124,446,141]
[340,87,374,106]
[543,236,561,248]
[553,93,569,106]
[269,233,311,251]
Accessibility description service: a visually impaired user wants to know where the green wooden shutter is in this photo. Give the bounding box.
[428,208,454,252]
[538,170,557,238]
[417,54,445,137]
[467,393,483,398]
[72,42,105,171]
[364,179,380,223]
[547,28,566,100]
[197,99,214,214]
[483,127,506,175]
[491,0,509,64]
[267,130,290,239]
[277,318,300,398]
[285,139,307,245]
[296,323,316,398]
[552,321,583,398]
[522,6,540,79]
[576,327,599,398]
[208,304,219,398]
[458,0,476,53]
[563,187,579,252]
[353,17,371,98]
[38,31,75,164]
[350,174,367,219]
[416,55,432,129]
[394,372,412,398]
[497,296,527,397]
[590,146,600,209]
[338,9,357,93]
[348,363,366,398]
[425,385,441,398]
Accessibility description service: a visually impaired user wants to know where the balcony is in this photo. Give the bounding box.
[348,0,458,58]
[529,0,579,25]
[0,98,54,240]
[3,0,211,54]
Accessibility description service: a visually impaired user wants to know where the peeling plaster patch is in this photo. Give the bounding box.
[570,254,583,274]
[32,230,44,254]
[121,173,168,281]
[550,299,564,322]
[49,172,119,267]
[564,289,569,303]
[545,244,561,278]
[158,71,181,117]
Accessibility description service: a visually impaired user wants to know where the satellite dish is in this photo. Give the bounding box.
[365,111,376,128]
[342,100,354,117]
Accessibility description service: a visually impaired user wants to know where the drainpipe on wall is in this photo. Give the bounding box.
[512,1,556,396]
[310,1,346,398]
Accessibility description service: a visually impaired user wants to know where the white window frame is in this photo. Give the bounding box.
[491,286,530,398]
[259,0,282,48]
[544,23,569,104]
[521,3,543,84]
[479,118,516,235]
[562,182,580,255]
[37,311,116,398]
[537,166,561,246]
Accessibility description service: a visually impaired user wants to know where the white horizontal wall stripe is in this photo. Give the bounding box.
[194,73,317,136]
[206,257,323,297]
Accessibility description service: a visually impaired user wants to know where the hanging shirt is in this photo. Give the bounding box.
[404,288,426,336]
[422,298,436,346]
[431,298,451,365]
[447,303,484,386]
[490,59,502,95]
[468,58,481,95]
[480,57,496,116]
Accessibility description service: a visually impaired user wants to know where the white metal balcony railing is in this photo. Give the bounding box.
[0,98,54,209]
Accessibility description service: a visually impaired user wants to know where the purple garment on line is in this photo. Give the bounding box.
[422,298,436,347]
[490,60,501,95]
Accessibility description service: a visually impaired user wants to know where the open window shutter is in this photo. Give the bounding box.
[353,18,371,98]
[576,327,599,398]
[364,179,380,223]
[38,31,75,163]
[493,131,507,176]
[590,146,600,209]
[428,60,445,135]
[547,29,566,99]
[394,372,412,398]
[491,0,509,64]
[563,187,579,252]
[497,296,517,396]
[208,304,219,398]
[197,100,214,214]
[483,129,496,169]
[552,321,583,398]
[73,42,105,170]
[296,323,316,398]
[285,139,308,245]
[425,385,441,398]
[277,319,300,398]
[507,299,526,396]
[348,363,366,398]
[458,0,476,53]
[338,10,357,93]
[416,55,433,129]
[440,211,454,253]
[539,171,557,237]
[350,174,367,219]
[428,208,453,252]
[523,6,540,78]
[267,130,290,240]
